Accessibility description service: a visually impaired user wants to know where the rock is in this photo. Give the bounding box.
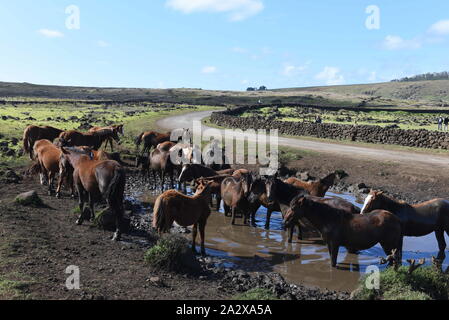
[15,190,44,207]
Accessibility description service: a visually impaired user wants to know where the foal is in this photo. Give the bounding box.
[152,181,212,255]
[60,147,126,241]
[287,195,402,268]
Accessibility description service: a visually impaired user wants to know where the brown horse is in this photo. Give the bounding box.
[361,190,449,260]
[221,174,264,225]
[23,125,64,159]
[286,195,402,267]
[60,147,126,241]
[59,130,105,150]
[152,180,212,255]
[195,175,231,211]
[31,139,66,196]
[135,131,171,154]
[88,125,124,152]
[284,172,337,197]
[147,142,178,190]
[265,176,309,243]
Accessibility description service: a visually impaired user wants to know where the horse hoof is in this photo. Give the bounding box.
[112,233,121,241]
[76,219,83,226]
[56,193,61,199]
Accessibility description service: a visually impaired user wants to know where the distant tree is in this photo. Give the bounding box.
[246,87,256,91]
[258,86,267,91]
[391,71,449,82]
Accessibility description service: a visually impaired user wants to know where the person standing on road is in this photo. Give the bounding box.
[444,117,449,131]
[438,116,443,131]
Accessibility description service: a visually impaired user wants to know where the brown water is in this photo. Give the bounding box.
[139,190,449,292]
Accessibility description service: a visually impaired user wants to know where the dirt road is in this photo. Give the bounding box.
[157,110,449,169]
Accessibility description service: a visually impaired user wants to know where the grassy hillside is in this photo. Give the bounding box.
[1,79,449,109]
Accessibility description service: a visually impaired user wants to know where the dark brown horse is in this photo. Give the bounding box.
[60,147,126,241]
[286,195,402,267]
[135,131,171,154]
[265,176,309,242]
[178,164,220,183]
[361,190,449,260]
[59,130,107,150]
[153,180,212,255]
[88,125,124,152]
[23,125,64,159]
[221,174,264,225]
[284,172,337,197]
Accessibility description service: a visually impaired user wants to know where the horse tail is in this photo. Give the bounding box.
[152,196,166,232]
[27,161,42,176]
[105,165,125,204]
[23,127,33,159]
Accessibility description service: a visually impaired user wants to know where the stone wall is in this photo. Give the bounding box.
[210,106,449,150]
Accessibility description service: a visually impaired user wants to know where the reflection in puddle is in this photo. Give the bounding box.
[203,191,449,292]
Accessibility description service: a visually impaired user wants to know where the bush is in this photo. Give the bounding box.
[144,234,198,272]
[233,288,279,300]
[352,266,449,300]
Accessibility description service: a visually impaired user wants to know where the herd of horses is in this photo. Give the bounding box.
[22,124,449,267]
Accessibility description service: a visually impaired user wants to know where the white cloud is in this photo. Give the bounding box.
[315,67,345,85]
[97,40,110,47]
[428,20,449,35]
[382,35,421,50]
[38,29,64,38]
[281,62,310,76]
[166,0,264,21]
[201,66,217,74]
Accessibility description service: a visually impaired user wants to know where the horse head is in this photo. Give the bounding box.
[360,190,384,214]
[265,174,279,203]
[284,195,307,230]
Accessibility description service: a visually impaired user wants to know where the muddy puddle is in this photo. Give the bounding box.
[130,186,449,292]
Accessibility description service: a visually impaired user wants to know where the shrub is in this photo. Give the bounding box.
[352,266,449,300]
[144,234,196,272]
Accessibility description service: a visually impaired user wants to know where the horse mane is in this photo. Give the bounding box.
[275,178,308,204]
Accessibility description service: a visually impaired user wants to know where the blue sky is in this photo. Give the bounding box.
[0,0,449,90]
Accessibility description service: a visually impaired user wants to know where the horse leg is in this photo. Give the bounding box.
[88,193,95,221]
[435,229,447,260]
[231,207,237,225]
[288,226,294,243]
[328,241,339,268]
[265,209,273,229]
[223,203,230,217]
[160,170,165,191]
[216,195,221,212]
[76,187,87,225]
[192,223,198,254]
[109,138,114,152]
[111,201,123,241]
[199,217,207,255]
[297,222,303,240]
[47,171,55,196]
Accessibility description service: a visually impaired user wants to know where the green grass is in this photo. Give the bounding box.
[233,288,279,300]
[352,266,449,300]
[0,102,219,169]
[144,234,192,271]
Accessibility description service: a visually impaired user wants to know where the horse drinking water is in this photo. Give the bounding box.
[286,195,402,268]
